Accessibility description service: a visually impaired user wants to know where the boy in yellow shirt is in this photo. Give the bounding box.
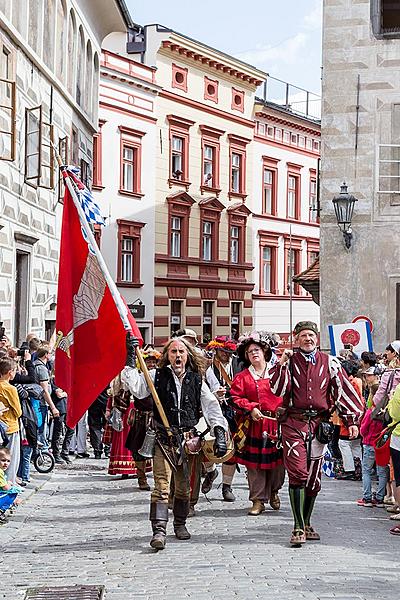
[0,358,21,484]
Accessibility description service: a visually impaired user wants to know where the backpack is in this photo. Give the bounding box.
[20,396,38,448]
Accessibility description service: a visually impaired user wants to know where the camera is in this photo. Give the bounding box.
[17,341,29,358]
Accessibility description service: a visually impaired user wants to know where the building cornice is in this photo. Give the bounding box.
[159,90,255,128]
[161,34,266,87]
[253,135,320,159]
[155,276,255,291]
[254,107,321,136]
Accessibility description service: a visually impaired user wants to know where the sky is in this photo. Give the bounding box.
[125,0,323,96]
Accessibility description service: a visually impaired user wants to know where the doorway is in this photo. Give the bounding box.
[14,250,30,346]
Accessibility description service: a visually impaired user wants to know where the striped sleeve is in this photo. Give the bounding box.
[328,356,364,426]
[269,363,290,398]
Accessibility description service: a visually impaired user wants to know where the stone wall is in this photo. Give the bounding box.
[321,0,400,350]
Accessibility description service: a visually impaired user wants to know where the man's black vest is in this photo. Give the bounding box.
[154,367,202,429]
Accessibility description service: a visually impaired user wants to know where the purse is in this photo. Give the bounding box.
[374,419,400,467]
[315,421,335,444]
[371,371,396,422]
[110,407,123,432]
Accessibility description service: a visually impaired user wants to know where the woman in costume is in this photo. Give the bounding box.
[105,374,137,479]
[230,331,284,515]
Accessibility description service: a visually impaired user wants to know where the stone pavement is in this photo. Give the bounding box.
[0,460,398,600]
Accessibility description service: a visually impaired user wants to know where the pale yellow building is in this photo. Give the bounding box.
[128,26,266,345]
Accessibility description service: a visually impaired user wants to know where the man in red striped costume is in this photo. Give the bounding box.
[269,321,364,546]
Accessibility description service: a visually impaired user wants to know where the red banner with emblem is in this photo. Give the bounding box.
[55,185,142,428]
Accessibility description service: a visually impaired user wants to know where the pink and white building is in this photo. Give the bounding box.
[251,99,321,343]
[92,36,161,344]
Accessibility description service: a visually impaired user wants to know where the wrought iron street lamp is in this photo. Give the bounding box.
[332,182,358,249]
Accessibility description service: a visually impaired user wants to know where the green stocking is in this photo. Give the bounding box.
[303,494,316,527]
[288,486,305,531]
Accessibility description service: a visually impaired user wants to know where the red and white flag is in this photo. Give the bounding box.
[55,177,142,428]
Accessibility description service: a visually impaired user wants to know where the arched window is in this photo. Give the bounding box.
[85,40,93,116]
[67,9,76,94]
[28,0,43,55]
[43,0,55,70]
[92,52,100,120]
[76,26,85,107]
[55,0,67,83]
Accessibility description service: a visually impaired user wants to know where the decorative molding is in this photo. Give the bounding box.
[200,287,218,299]
[228,289,245,300]
[161,40,264,86]
[167,286,188,298]
[14,232,39,245]
[167,114,195,130]
[156,277,254,291]
[199,124,225,138]
[159,90,255,128]
[118,125,146,138]
[254,111,321,136]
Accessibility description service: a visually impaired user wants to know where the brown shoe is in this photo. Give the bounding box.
[305,525,320,541]
[269,491,280,510]
[290,528,306,546]
[138,479,151,491]
[248,500,265,516]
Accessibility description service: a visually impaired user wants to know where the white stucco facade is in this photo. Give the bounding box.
[251,103,321,342]
[0,0,127,344]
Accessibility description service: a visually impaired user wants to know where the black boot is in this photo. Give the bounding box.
[222,483,235,502]
[149,502,168,550]
[173,498,191,540]
[303,494,316,527]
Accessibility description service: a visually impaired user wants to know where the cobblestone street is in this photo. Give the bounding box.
[0,461,397,600]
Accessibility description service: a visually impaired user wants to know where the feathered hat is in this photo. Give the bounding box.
[206,335,237,353]
[237,330,280,364]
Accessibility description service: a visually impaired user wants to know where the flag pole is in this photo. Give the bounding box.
[54,153,174,442]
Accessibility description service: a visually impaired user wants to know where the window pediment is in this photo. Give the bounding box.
[166,191,195,208]
[227,202,252,217]
[198,197,225,212]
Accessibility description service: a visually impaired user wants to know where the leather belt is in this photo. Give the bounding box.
[287,408,328,422]
[260,410,276,419]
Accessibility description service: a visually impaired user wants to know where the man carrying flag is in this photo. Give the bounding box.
[55,166,142,429]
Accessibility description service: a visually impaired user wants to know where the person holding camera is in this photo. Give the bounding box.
[122,335,228,551]
[269,321,364,546]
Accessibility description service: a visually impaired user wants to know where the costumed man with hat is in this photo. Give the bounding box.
[202,335,243,502]
[122,335,228,550]
[269,321,364,546]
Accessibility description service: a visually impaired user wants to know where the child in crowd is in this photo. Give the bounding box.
[0,357,21,484]
[357,367,388,507]
[0,447,22,523]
